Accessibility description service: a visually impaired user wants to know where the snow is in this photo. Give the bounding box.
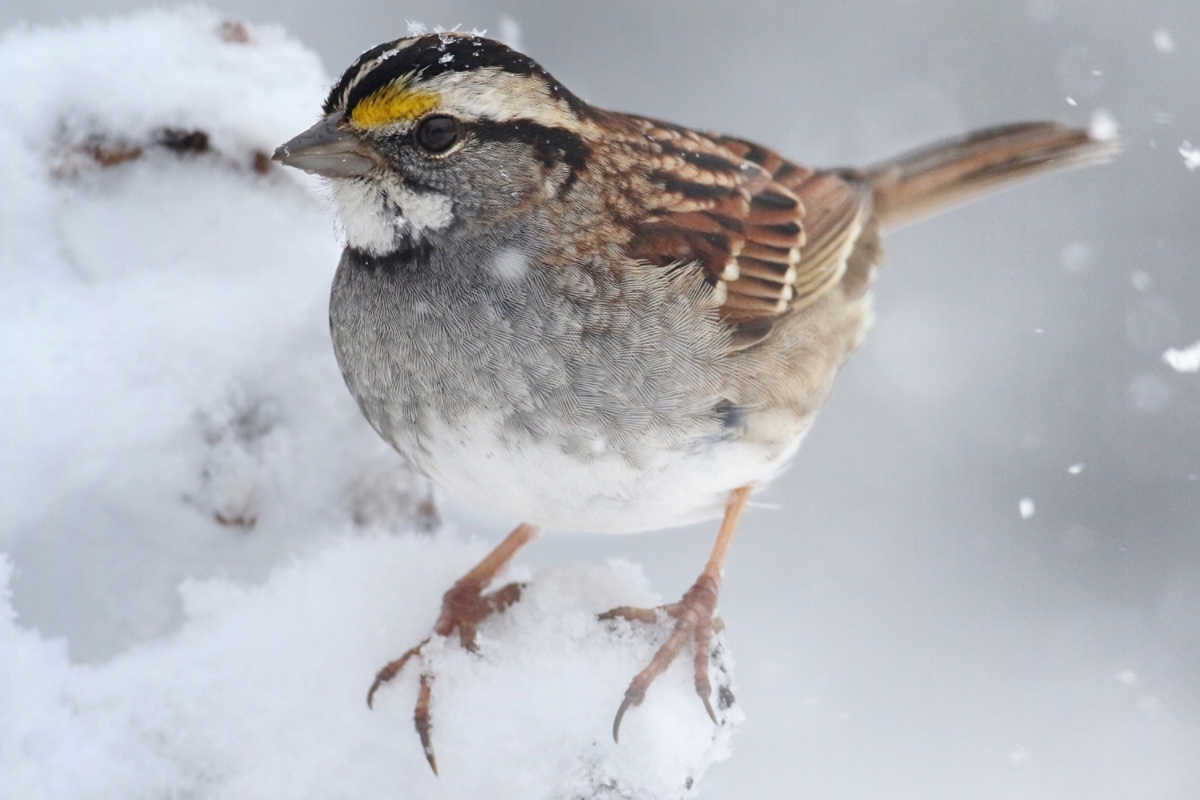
[1018,498,1035,519]
[1127,372,1173,412]
[498,16,523,51]
[1088,108,1119,141]
[0,9,739,799]
[1059,241,1091,274]
[1180,141,1200,171]
[490,247,530,281]
[1152,28,1176,54]
[1163,340,1200,373]
[1,543,739,800]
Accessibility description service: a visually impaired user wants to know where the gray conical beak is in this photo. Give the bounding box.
[273,115,379,178]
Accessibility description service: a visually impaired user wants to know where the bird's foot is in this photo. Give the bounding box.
[367,576,524,775]
[599,571,729,742]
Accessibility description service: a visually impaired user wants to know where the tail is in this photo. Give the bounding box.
[859,122,1120,231]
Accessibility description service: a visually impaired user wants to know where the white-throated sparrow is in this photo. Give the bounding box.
[275,32,1116,772]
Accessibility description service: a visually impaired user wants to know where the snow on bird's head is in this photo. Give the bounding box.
[323,33,588,132]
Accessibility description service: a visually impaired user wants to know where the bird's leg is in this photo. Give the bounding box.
[600,486,751,742]
[368,521,539,774]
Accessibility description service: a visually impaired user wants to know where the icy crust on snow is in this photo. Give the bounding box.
[0,9,740,799]
[1,542,740,800]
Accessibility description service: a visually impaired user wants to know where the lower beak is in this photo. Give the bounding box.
[273,115,378,178]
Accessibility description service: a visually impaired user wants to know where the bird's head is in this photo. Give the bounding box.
[274,33,593,256]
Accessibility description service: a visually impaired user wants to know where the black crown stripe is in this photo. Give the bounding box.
[323,35,587,118]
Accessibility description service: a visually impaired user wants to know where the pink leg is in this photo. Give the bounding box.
[368,522,539,774]
[600,487,751,742]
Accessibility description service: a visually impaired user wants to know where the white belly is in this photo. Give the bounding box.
[416,414,807,533]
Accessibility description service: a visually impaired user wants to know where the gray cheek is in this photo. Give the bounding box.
[456,148,544,208]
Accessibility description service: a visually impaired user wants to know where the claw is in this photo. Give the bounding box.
[368,522,539,775]
[612,689,642,743]
[606,489,748,743]
[694,668,717,725]
[366,582,525,772]
[604,574,723,741]
[415,672,437,775]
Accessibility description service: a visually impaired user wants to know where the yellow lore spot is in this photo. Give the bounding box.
[351,85,440,128]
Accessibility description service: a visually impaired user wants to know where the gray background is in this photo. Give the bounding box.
[6,1,1198,797]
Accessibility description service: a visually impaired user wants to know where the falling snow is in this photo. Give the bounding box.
[1180,141,1200,171]
[1089,108,1119,141]
[1152,29,1176,54]
[1163,341,1200,373]
[1019,498,1036,519]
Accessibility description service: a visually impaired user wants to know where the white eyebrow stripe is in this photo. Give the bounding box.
[417,69,583,131]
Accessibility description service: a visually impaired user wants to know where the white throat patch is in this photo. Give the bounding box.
[328,175,453,255]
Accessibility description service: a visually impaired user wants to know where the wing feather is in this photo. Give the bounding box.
[620,120,873,346]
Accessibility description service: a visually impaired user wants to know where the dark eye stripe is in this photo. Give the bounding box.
[470,119,590,172]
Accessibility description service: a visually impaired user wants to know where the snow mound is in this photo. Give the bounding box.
[0,9,740,798]
[1,540,739,800]
[0,5,397,660]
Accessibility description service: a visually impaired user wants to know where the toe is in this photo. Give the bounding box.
[367,639,427,708]
[598,605,661,624]
[484,581,523,613]
[608,574,725,739]
[414,672,438,775]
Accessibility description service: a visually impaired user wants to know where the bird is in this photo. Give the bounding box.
[273,31,1117,773]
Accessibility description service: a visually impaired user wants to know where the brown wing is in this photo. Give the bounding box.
[619,118,872,347]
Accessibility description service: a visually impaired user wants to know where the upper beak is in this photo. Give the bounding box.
[272,115,379,178]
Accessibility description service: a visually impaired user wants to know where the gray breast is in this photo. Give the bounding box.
[328,242,734,474]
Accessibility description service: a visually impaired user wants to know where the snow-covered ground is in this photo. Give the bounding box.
[0,11,738,799]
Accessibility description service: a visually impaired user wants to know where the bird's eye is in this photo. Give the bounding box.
[414,115,460,153]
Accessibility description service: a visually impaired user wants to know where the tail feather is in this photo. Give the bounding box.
[859,122,1120,231]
